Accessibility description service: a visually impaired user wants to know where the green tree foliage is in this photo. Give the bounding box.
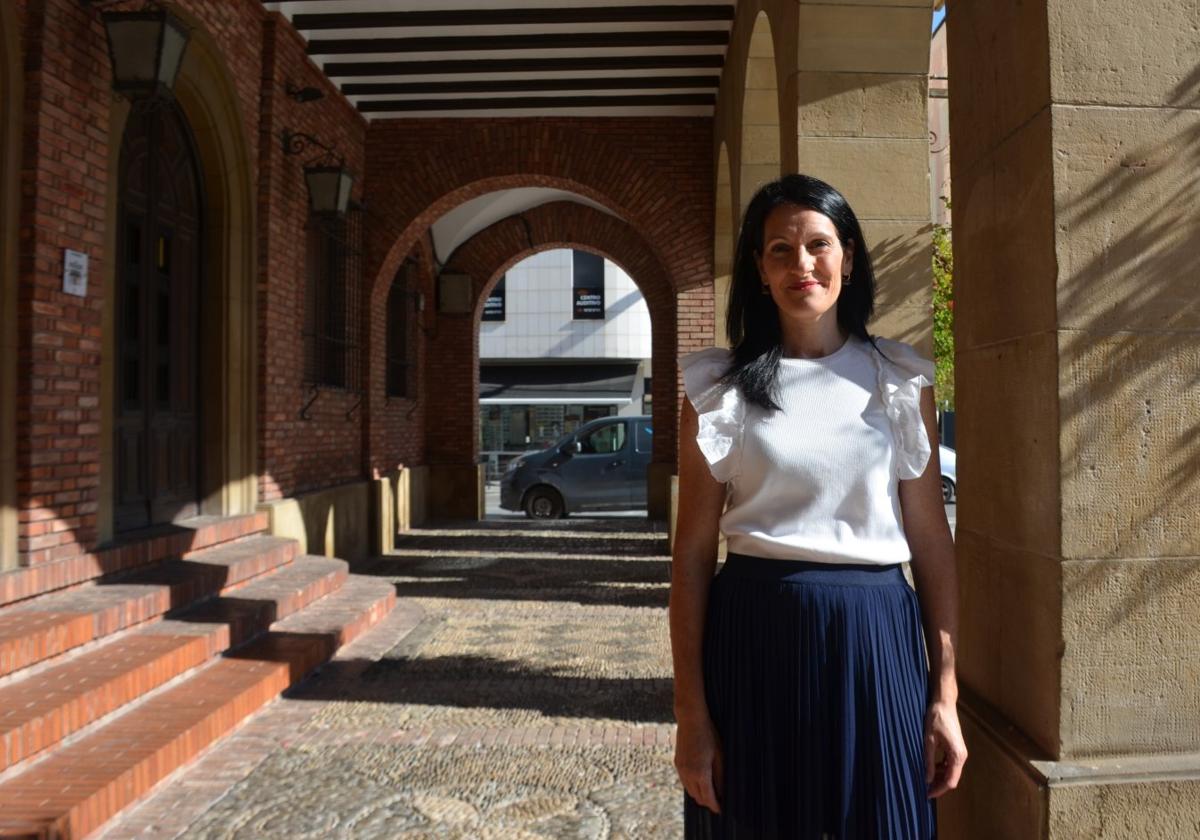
[932,209,954,412]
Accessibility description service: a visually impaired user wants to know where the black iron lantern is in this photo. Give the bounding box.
[303,165,355,217]
[101,7,190,100]
[281,130,354,217]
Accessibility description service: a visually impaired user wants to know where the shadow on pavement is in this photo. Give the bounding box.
[366,554,671,609]
[423,513,668,534]
[291,652,675,724]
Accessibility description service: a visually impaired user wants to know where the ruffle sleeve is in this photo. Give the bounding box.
[678,347,743,483]
[870,337,936,480]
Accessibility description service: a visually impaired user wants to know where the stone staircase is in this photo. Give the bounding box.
[0,515,395,839]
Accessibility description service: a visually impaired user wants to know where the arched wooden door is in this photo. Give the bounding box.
[114,103,203,531]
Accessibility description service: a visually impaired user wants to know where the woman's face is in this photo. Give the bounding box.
[754,204,853,326]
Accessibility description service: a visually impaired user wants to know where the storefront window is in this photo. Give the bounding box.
[479,403,618,454]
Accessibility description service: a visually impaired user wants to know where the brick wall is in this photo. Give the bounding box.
[12,0,383,564]
[255,15,369,500]
[371,232,434,477]
[14,0,107,564]
[9,0,717,567]
[13,0,269,564]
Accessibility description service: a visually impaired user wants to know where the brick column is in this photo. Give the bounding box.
[420,289,482,521]
[943,1,1200,836]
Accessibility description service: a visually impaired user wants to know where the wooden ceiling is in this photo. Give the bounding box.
[263,1,736,118]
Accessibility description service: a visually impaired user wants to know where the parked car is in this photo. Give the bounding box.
[500,415,653,518]
[939,444,957,504]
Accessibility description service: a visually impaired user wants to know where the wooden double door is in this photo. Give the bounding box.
[114,103,203,532]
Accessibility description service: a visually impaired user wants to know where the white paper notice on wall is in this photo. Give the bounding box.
[63,248,88,297]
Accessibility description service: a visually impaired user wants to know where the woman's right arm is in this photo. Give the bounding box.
[670,396,729,815]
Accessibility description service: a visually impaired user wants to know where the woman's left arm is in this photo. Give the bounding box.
[898,385,967,799]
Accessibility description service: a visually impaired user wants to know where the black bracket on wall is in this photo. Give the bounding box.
[280,129,343,167]
[299,385,320,421]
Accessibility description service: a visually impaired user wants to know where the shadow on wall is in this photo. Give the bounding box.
[1056,63,1200,565]
[256,468,432,564]
[869,225,937,347]
[544,288,648,359]
[260,481,374,563]
[479,285,648,360]
[1046,63,1200,755]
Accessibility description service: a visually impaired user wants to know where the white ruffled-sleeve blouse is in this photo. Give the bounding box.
[678,334,935,565]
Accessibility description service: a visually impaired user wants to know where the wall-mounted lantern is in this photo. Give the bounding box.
[95,6,191,100]
[303,165,354,217]
[281,130,354,217]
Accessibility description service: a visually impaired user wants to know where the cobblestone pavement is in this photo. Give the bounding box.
[97,516,681,840]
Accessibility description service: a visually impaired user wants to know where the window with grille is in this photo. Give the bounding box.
[303,206,363,390]
[386,264,411,398]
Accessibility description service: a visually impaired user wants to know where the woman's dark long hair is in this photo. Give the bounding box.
[719,173,885,411]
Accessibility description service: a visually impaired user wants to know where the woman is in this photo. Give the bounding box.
[670,174,966,839]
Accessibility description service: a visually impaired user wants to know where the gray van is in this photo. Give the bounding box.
[499,415,653,518]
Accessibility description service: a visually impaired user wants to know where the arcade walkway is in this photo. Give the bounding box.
[97,518,679,839]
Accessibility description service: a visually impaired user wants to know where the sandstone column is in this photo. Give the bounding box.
[944,1,1200,836]
[787,0,933,346]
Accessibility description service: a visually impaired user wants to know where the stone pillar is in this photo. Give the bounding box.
[944,1,1200,836]
[787,0,933,347]
[714,143,733,349]
[739,11,782,215]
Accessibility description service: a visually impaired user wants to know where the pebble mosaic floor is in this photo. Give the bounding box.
[97,517,682,839]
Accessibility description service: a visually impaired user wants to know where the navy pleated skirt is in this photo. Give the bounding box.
[684,552,936,840]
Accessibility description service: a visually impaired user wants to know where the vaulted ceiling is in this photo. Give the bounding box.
[263,1,736,118]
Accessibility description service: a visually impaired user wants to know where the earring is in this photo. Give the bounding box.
[842,274,851,286]
[760,283,770,295]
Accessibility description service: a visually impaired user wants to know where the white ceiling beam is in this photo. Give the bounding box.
[349,86,716,101]
[366,105,713,118]
[328,67,721,82]
[289,21,731,39]
[268,0,733,13]
[314,45,727,62]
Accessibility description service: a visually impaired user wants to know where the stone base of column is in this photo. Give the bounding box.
[647,462,673,521]
[942,690,1200,840]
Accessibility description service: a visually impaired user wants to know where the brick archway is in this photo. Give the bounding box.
[425,200,679,477]
[364,120,711,303]
[361,120,712,518]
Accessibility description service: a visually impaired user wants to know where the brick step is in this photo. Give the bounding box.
[0,556,348,774]
[0,536,298,680]
[0,574,396,840]
[152,554,349,650]
[0,512,270,609]
[234,575,398,680]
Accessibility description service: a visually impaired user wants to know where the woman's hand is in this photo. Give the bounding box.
[924,699,967,798]
[675,712,724,815]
